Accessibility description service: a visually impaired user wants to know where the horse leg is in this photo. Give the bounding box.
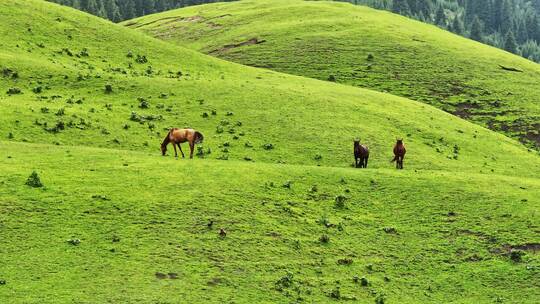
[364,156,368,168]
[177,143,185,158]
[355,157,358,168]
[189,141,194,159]
[172,143,178,158]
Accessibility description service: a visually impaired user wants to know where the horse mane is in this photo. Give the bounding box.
[161,129,173,146]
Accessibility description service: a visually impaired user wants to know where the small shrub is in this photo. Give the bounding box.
[263,143,274,150]
[244,141,253,148]
[360,277,369,286]
[216,125,224,134]
[275,272,293,291]
[211,109,217,115]
[383,227,397,234]
[328,75,336,82]
[104,84,113,93]
[226,111,234,116]
[202,112,209,118]
[55,108,65,116]
[25,171,43,188]
[335,195,347,209]
[282,180,292,188]
[216,154,228,160]
[67,238,80,246]
[8,132,14,139]
[40,107,49,113]
[314,153,322,161]
[319,234,330,243]
[510,250,525,262]
[6,87,22,95]
[138,98,150,109]
[337,258,353,265]
[32,86,43,93]
[135,54,148,63]
[367,53,374,61]
[329,286,340,299]
[126,50,133,58]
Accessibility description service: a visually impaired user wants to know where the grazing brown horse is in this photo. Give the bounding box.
[391,139,406,169]
[354,140,369,168]
[161,128,204,158]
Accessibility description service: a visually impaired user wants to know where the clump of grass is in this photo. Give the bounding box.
[314,153,322,161]
[263,143,274,150]
[337,258,353,265]
[329,286,340,299]
[6,87,22,95]
[335,195,347,209]
[104,84,113,93]
[510,250,524,262]
[67,239,80,246]
[383,227,397,234]
[138,98,149,109]
[319,234,330,243]
[327,75,336,82]
[275,271,293,291]
[25,171,43,188]
[135,54,148,63]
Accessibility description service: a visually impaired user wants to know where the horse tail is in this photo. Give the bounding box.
[194,131,204,144]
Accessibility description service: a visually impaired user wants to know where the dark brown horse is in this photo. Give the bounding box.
[391,139,406,169]
[161,128,204,158]
[354,140,369,168]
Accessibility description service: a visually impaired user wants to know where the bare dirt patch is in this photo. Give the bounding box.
[453,101,481,119]
[209,38,266,54]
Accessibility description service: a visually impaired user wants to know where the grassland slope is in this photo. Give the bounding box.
[1,0,539,176]
[124,0,540,149]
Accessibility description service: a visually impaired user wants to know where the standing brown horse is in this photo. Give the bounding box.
[391,139,406,169]
[161,128,204,158]
[354,140,369,168]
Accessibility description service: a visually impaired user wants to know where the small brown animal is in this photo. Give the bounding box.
[391,139,406,169]
[354,139,369,168]
[219,228,227,237]
[161,128,204,158]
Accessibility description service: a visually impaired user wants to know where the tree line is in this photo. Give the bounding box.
[47,0,234,22]
[344,0,540,62]
[48,0,540,63]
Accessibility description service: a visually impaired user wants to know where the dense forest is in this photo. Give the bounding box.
[346,0,540,62]
[48,0,540,63]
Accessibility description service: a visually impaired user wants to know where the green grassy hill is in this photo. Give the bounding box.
[123,0,540,150]
[1,0,539,303]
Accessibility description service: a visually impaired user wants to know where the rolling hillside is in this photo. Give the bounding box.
[0,0,539,303]
[123,0,540,149]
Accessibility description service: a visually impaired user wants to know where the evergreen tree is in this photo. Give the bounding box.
[452,16,464,35]
[392,0,411,15]
[435,6,446,27]
[504,30,518,52]
[470,16,484,41]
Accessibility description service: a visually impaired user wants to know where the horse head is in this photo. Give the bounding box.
[160,142,167,156]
